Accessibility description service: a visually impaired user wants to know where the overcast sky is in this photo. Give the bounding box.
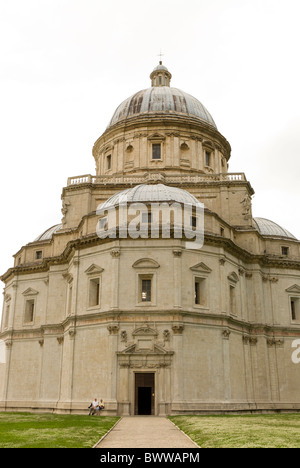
[1,0,300,305]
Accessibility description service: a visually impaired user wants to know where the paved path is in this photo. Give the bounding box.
[95,416,200,448]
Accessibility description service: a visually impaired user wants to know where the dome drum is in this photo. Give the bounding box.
[93,128,230,178]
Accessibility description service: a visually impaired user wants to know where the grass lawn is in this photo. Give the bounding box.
[170,414,300,448]
[0,413,119,448]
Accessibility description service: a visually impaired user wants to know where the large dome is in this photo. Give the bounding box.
[107,87,216,129]
[107,62,217,130]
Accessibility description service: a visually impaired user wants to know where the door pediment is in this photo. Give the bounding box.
[132,259,160,269]
[85,264,104,275]
[22,288,39,296]
[286,284,300,294]
[190,262,212,274]
[118,343,173,356]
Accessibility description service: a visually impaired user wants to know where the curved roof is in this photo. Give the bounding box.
[34,224,63,242]
[99,184,202,211]
[152,63,169,72]
[254,217,297,240]
[107,86,217,129]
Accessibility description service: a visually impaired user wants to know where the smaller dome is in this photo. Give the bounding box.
[34,224,62,242]
[254,217,297,240]
[100,184,202,211]
[152,63,169,72]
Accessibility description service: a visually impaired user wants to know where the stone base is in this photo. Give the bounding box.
[170,401,300,414]
[1,399,300,416]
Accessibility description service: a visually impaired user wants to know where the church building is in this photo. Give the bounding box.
[1,62,300,415]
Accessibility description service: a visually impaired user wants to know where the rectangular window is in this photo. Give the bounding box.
[141,279,151,302]
[291,297,300,321]
[25,300,35,323]
[89,278,100,307]
[291,300,296,320]
[152,144,161,160]
[282,246,289,256]
[205,150,211,166]
[107,154,112,170]
[194,278,206,306]
[36,251,43,260]
[195,280,200,305]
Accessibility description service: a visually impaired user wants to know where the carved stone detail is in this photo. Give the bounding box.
[243,335,257,345]
[222,329,231,339]
[110,249,120,258]
[172,249,182,257]
[163,330,170,342]
[172,324,184,335]
[267,338,284,348]
[120,330,128,343]
[107,325,119,335]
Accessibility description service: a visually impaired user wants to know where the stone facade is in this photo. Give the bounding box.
[1,63,300,415]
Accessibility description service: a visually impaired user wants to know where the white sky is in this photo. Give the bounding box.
[0,0,300,311]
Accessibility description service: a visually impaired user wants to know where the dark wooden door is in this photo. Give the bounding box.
[135,373,155,415]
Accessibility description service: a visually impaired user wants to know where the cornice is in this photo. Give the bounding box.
[2,308,300,343]
[205,233,300,269]
[1,230,300,283]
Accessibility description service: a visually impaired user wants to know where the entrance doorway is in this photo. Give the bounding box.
[135,373,155,415]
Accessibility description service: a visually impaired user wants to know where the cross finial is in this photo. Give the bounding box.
[157,49,164,64]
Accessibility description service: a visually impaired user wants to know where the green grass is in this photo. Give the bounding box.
[170,414,300,448]
[0,413,119,448]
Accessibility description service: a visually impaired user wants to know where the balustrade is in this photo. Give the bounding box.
[67,172,246,186]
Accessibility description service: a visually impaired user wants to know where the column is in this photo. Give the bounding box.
[171,324,184,411]
[110,248,120,309]
[222,329,231,402]
[107,325,119,414]
[219,256,226,313]
[1,341,12,409]
[266,338,281,403]
[242,336,254,402]
[67,256,80,410]
[172,249,182,308]
[118,364,130,416]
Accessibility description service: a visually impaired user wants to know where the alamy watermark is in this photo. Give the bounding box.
[96,195,204,250]
[292,339,300,364]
